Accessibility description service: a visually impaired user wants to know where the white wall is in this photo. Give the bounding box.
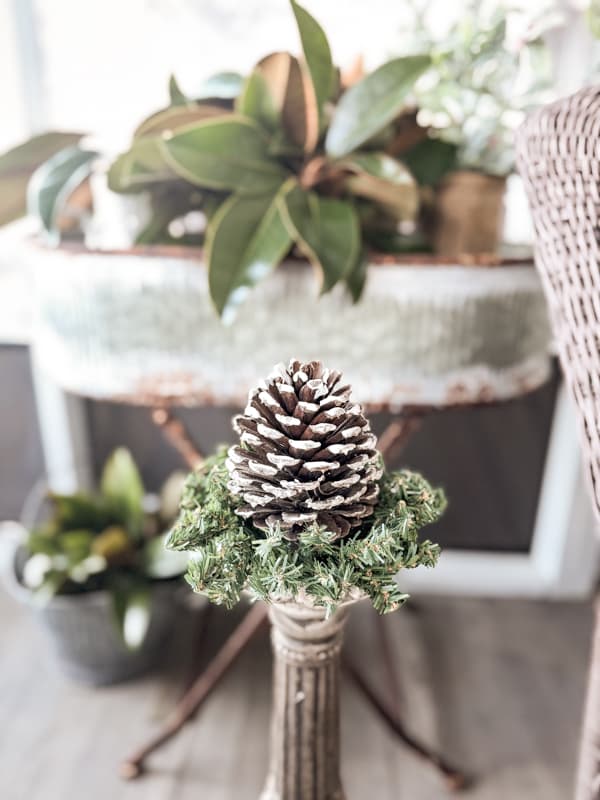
[31,0,415,147]
[0,0,29,150]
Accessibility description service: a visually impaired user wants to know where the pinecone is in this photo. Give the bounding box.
[226,360,382,540]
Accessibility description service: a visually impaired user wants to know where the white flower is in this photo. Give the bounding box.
[83,554,107,574]
[22,554,53,589]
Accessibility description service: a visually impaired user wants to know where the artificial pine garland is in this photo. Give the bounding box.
[167,360,445,614]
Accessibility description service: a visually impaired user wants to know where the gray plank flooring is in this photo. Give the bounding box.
[0,589,591,800]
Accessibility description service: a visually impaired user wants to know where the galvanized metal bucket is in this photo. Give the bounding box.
[2,529,181,686]
[28,242,552,410]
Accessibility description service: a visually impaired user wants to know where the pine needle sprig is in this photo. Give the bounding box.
[166,449,445,614]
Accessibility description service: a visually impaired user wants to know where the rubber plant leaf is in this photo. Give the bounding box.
[133,183,213,245]
[108,137,176,193]
[400,138,458,186]
[206,184,292,320]
[0,131,83,227]
[255,52,318,152]
[325,55,431,157]
[134,103,228,138]
[235,71,279,133]
[100,448,145,537]
[161,116,288,193]
[345,249,368,303]
[278,181,360,292]
[290,0,335,123]
[27,145,97,236]
[111,580,151,650]
[168,74,188,106]
[340,152,418,219]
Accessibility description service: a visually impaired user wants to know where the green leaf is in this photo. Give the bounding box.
[134,104,228,138]
[400,138,458,186]
[100,448,145,536]
[168,74,188,106]
[196,71,244,101]
[27,530,60,556]
[290,0,334,122]
[159,470,188,522]
[91,525,132,562]
[161,116,287,193]
[325,55,431,157]
[111,582,151,650]
[142,533,189,579]
[0,133,83,175]
[50,493,115,533]
[255,52,319,152]
[0,132,83,226]
[588,4,600,39]
[108,138,175,193]
[279,182,360,292]
[207,187,292,319]
[341,152,418,219]
[345,249,368,302]
[131,182,211,245]
[27,146,97,235]
[235,71,278,132]
[58,530,94,563]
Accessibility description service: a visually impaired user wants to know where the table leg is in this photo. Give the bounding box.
[343,616,469,792]
[120,601,269,779]
[30,353,93,493]
[123,409,468,790]
[342,413,469,791]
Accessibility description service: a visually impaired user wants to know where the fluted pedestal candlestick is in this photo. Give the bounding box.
[260,601,353,800]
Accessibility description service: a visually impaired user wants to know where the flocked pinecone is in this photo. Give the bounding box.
[226,360,382,540]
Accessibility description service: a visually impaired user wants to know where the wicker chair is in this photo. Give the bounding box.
[517,86,600,800]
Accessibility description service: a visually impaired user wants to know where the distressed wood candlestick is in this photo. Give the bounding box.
[260,601,352,800]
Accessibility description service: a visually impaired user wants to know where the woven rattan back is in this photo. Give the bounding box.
[517,86,600,518]
[517,86,600,800]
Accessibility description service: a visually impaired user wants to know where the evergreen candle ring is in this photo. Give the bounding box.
[167,358,444,614]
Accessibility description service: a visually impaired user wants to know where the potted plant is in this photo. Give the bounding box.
[393,2,558,255]
[2,448,189,685]
[5,0,551,409]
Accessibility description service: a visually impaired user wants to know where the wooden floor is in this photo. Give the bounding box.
[0,589,592,800]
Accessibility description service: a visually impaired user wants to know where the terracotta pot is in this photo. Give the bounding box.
[260,600,354,800]
[432,170,507,257]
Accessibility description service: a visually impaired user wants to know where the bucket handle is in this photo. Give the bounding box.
[0,478,49,601]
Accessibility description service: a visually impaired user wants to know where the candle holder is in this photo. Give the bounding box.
[260,600,353,800]
[166,359,445,798]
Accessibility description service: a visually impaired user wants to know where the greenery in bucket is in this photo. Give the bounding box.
[21,448,188,649]
[9,1,435,319]
[0,0,557,316]
[103,0,432,319]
